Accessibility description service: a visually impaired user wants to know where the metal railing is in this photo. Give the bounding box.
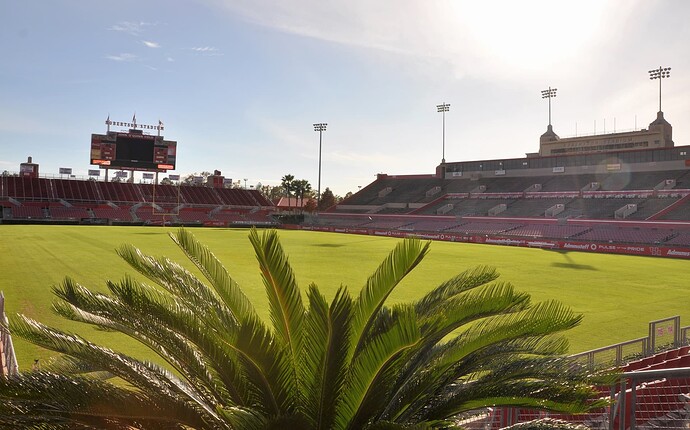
[572,337,649,370]
[459,367,690,430]
[0,292,19,376]
[572,316,689,370]
[613,367,690,430]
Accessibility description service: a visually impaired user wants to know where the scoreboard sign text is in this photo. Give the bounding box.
[91,131,177,172]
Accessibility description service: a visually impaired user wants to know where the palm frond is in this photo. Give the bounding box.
[171,228,257,322]
[425,356,610,419]
[116,244,238,329]
[418,281,530,341]
[216,405,268,430]
[433,300,582,378]
[248,228,305,351]
[0,371,215,429]
[377,281,529,421]
[415,266,500,318]
[389,300,583,423]
[52,276,247,407]
[351,239,429,358]
[9,314,225,426]
[248,228,304,411]
[302,284,352,430]
[228,314,291,416]
[338,304,421,430]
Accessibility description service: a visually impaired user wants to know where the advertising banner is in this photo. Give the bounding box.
[294,226,690,260]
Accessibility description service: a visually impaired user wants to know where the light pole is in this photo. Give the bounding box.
[436,103,450,163]
[541,87,557,126]
[313,123,327,205]
[648,66,671,113]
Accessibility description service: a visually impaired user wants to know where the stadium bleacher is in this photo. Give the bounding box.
[445,221,523,235]
[502,197,574,218]
[178,207,212,223]
[10,203,44,219]
[299,161,690,256]
[92,205,133,222]
[0,176,275,227]
[659,195,690,220]
[502,224,590,239]
[575,226,674,244]
[48,204,91,220]
[2,148,690,254]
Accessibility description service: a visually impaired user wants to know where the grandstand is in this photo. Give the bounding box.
[0,117,277,227]
[2,111,690,258]
[302,131,690,258]
[0,176,276,227]
[5,143,690,256]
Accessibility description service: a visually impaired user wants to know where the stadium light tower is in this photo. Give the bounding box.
[313,123,327,205]
[436,103,450,163]
[541,87,557,126]
[648,66,671,113]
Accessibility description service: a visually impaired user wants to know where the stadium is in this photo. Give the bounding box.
[2,108,690,259]
[6,0,690,427]
[2,107,690,428]
[2,108,690,426]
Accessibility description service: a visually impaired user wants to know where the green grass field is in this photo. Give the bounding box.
[1,224,689,369]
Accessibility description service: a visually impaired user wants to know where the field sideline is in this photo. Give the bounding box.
[1,224,689,369]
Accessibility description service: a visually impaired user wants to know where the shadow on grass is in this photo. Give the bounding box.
[546,250,598,271]
[550,262,598,271]
[313,243,346,248]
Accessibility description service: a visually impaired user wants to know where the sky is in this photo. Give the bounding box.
[1,0,690,197]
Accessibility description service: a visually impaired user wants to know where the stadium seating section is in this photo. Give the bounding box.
[2,168,690,247]
[0,176,275,226]
[302,168,690,248]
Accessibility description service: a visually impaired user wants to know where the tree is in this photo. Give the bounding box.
[319,187,336,210]
[304,198,318,213]
[260,185,285,203]
[0,229,609,429]
[293,179,313,210]
[183,171,212,186]
[160,177,173,186]
[281,174,295,209]
[293,180,305,209]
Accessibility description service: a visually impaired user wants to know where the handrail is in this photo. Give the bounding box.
[0,292,19,376]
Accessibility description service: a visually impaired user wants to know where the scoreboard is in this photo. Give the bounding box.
[90,130,177,172]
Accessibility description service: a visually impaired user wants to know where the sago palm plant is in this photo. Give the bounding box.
[0,229,607,429]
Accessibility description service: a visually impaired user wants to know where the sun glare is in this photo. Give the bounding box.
[448,0,609,73]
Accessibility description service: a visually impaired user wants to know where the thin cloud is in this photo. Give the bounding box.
[105,53,137,62]
[142,40,160,48]
[109,21,157,36]
[215,0,637,82]
[167,57,175,62]
[190,46,223,56]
